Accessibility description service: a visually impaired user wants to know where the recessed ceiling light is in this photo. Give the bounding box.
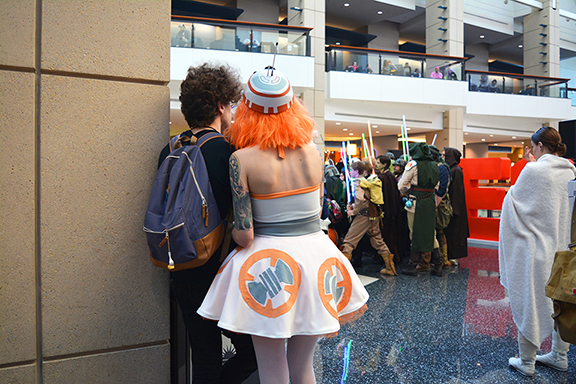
[494,143,498,146]
[512,136,516,139]
[518,44,523,48]
[376,131,380,133]
[372,125,378,128]
[377,10,383,14]
[480,35,485,39]
[489,134,494,137]
[407,128,411,131]
[336,42,341,45]
[349,133,353,135]
[465,132,469,135]
[481,139,486,141]
[335,122,341,125]
[343,128,348,131]
[344,3,349,6]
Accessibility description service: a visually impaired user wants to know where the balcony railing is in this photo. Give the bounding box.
[325,45,468,81]
[171,16,312,56]
[465,70,570,99]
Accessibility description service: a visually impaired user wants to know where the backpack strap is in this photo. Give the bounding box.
[195,131,223,148]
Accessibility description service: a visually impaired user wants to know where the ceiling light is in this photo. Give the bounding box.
[349,133,353,135]
[489,134,494,137]
[378,10,383,14]
[465,132,469,135]
[481,139,486,141]
[519,44,523,48]
[407,128,411,131]
[336,42,341,45]
[343,128,348,131]
[372,125,378,128]
[335,122,341,125]
[344,3,349,6]
[480,35,485,39]
[376,131,380,133]
[494,143,498,146]
[512,136,516,139]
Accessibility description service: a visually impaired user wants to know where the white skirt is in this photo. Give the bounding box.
[197,231,369,338]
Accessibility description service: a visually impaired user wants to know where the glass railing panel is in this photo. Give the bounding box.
[326,46,466,81]
[171,19,310,56]
[467,72,569,98]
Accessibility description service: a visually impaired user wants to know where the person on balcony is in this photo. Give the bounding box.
[411,68,422,77]
[346,61,361,72]
[243,32,260,52]
[403,62,412,76]
[499,127,575,377]
[175,24,191,47]
[382,60,397,75]
[477,74,490,92]
[489,79,500,93]
[430,66,443,79]
[446,68,458,80]
[365,64,374,74]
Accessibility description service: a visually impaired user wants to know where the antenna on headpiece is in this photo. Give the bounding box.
[266,42,279,76]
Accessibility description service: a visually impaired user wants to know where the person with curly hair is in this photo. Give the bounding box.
[164,62,258,383]
[198,66,369,384]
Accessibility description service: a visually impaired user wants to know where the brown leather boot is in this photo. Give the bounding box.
[380,252,397,276]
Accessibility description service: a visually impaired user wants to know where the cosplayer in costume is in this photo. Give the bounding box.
[198,66,369,384]
[499,127,575,376]
[398,143,442,277]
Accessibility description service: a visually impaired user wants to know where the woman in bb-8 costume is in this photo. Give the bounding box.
[197,66,369,384]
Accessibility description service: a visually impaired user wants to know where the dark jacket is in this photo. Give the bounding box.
[443,147,469,259]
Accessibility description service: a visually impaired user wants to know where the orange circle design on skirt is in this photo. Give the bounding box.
[317,257,353,319]
[239,249,301,318]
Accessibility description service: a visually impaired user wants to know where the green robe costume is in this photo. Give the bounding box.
[409,143,439,252]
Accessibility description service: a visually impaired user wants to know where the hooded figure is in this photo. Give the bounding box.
[443,147,469,260]
[398,143,442,276]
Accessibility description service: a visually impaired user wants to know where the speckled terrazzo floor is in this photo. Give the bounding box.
[308,247,576,384]
[240,246,576,383]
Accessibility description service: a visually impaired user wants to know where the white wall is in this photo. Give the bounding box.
[171,47,315,88]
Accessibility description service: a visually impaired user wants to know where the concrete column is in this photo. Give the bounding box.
[288,0,325,152]
[523,0,560,78]
[425,0,464,152]
[427,108,464,153]
[425,0,463,57]
[0,1,171,383]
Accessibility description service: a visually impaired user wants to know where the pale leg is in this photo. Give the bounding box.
[252,336,289,384]
[287,335,319,384]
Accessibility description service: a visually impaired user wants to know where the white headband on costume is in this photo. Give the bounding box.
[242,67,293,114]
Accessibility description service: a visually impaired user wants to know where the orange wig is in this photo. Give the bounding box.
[224,96,316,157]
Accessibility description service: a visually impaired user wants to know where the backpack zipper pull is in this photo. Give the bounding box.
[166,231,175,270]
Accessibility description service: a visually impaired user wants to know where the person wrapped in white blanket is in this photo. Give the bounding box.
[499,126,576,377]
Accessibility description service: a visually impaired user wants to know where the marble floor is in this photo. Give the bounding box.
[309,247,576,384]
[240,246,575,383]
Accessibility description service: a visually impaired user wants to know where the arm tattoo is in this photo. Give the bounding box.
[229,154,253,231]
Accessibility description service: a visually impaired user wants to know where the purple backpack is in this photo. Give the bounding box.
[144,132,225,271]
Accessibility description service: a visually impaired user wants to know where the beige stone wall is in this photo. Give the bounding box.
[0,1,171,383]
